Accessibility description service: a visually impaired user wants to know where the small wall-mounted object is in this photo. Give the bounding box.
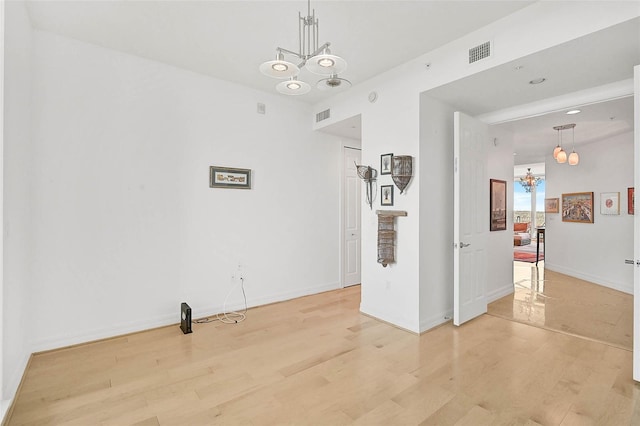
[376,210,407,267]
[392,155,413,194]
[210,166,251,189]
[355,163,378,210]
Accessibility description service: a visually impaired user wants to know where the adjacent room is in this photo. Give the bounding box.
[2,1,639,424]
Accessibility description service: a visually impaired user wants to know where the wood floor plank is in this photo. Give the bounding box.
[6,282,640,425]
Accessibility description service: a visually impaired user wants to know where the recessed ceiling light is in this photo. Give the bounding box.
[566,109,581,115]
[529,78,546,85]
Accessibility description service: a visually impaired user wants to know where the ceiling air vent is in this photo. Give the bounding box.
[469,41,491,64]
[316,109,330,123]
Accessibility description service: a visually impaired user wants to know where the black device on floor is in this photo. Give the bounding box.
[180,302,192,334]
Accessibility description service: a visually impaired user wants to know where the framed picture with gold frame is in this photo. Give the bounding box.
[489,179,507,231]
[561,192,594,223]
[544,198,559,213]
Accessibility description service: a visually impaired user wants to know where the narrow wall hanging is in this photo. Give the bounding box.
[376,210,407,267]
[355,163,377,210]
[392,155,413,194]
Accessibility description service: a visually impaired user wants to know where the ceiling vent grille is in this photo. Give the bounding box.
[316,109,331,123]
[469,41,491,64]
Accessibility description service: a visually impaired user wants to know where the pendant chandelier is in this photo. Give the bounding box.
[259,0,350,96]
[519,168,541,193]
[552,123,579,166]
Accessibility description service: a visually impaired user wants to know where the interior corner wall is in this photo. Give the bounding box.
[27,30,342,352]
[3,0,33,408]
[545,131,634,293]
[417,97,515,332]
[310,2,638,334]
[486,126,515,302]
[418,94,455,331]
[359,83,421,333]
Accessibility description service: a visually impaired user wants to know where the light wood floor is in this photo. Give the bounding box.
[6,284,640,425]
[489,261,633,351]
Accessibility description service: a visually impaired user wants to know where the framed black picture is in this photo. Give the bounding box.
[489,179,506,231]
[380,153,393,175]
[209,166,251,189]
[381,185,394,206]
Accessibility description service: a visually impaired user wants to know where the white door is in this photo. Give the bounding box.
[633,64,639,381]
[454,112,489,326]
[343,147,361,287]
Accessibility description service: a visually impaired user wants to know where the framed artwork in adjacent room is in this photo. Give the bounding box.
[380,153,393,175]
[545,198,559,213]
[380,185,394,206]
[562,192,594,223]
[629,187,635,215]
[209,166,251,189]
[489,179,507,231]
[600,192,620,215]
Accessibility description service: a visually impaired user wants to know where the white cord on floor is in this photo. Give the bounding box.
[193,276,248,325]
[218,276,247,324]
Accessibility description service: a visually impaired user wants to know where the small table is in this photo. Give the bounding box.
[536,228,545,265]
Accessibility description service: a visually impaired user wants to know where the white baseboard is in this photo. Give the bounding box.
[1,397,13,425]
[419,309,452,333]
[30,312,178,354]
[192,281,341,321]
[2,351,30,425]
[487,284,514,303]
[360,303,419,334]
[29,281,342,353]
[545,263,633,295]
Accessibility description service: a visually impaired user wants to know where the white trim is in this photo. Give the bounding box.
[478,79,633,125]
[633,64,639,381]
[545,263,633,295]
[29,281,341,353]
[419,310,452,333]
[360,304,419,334]
[487,283,514,304]
[341,144,361,288]
[0,0,5,408]
[1,399,12,424]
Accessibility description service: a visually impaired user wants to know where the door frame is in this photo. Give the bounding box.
[633,65,639,381]
[453,111,489,326]
[341,146,362,287]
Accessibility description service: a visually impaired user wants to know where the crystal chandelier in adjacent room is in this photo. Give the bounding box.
[259,0,350,95]
[519,168,541,193]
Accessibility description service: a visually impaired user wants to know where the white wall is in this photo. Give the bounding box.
[26,30,342,352]
[359,81,421,333]
[418,95,455,330]
[487,126,515,302]
[3,0,33,411]
[417,96,514,332]
[312,2,638,332]
[545,131,634,293]
[0,0,4,414]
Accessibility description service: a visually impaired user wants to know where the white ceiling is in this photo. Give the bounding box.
[23,1,639,165]
[424,17,639,165]
[25,0,534,104]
